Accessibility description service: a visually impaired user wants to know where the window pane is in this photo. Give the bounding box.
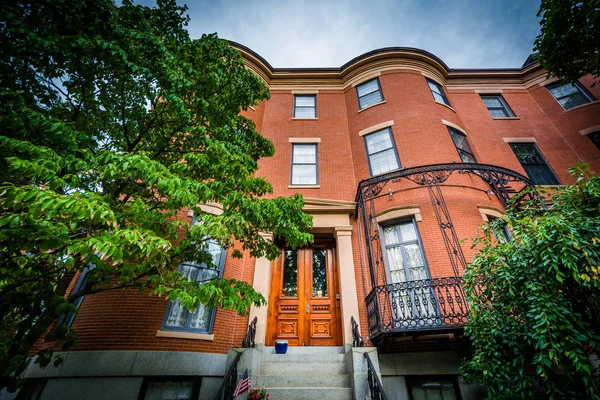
[312,249,327,297]
[558,92,590,109]
[282,250,298,297]
[432,92,448,105]
[295,95,315,107]
[386,246,406,283]
[292,145,316,163]
[404,243,427,280]
[549,82,580,97]
[589,132,600,150]
[144,381,195,400]
[359,90,383,108]
[511,144,543,164]
[489,108,509,118]
[369,149,399,175]
[294,107,316,118]
[427,80,442,93]
[399,222,417,242]
[510,144,559,185]
[482,96,503,108]
[165,300,188,327]
[291,164,317,185]
[357,79,379,97]
[383,226,400,245]
[524,165,558,185]
[410,379,457,400]
[366,130,393,154]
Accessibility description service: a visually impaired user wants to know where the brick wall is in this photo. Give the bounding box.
[34,53,600,356]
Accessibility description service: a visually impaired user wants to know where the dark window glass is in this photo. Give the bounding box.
[294,95,316,118]
[509,143,559,185]
[59,265,94,327]
[408,377,460,400]
[548,82,593,110]
[162,222,226,333]
[282,250,298,297]
[427,79,450,106]
[481,95,515,118]
[356,78,383,109]
[291,144,318,185]
[138,377,201,400]
[588,131,600,150]
[487,216,511,243]
[21,379,47,400]
[447,127,476,163]
[364,128,400,176]
[312,249,327,297]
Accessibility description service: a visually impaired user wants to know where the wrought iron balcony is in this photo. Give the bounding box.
[366,276,478,338]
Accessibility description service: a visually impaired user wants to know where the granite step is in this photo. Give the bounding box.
[257,373,350,388]
[262,387,353,400]
[262,352,345,363]
[262,346,345,355]
[260,361,347,376]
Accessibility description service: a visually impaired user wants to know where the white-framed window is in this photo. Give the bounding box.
[547,82,594,110]
[426,78,450,106]
[290,143,318,185]
[356,78,384,109]
[293,94,316,118]
[447,127,476,163]
[161,225,226,334]
[364,128,400,176]
[481,94,515,118]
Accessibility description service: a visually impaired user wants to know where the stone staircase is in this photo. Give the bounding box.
[256,346,353,400]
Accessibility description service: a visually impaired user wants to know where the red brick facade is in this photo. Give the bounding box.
[41,45,600,357]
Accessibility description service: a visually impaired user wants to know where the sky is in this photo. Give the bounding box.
[174,0,542,69]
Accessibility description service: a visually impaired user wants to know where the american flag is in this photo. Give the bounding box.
[233,368,250,398]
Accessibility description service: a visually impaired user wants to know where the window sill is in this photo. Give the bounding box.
[156,330,214,341]
[564,100,600,112]
[292,117,318,120]
[288,185,320,189]
[358,100,386,113]
[435,101,456,113]
[493,117,520,120]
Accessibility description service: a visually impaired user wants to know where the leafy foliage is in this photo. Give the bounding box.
[462,165,600,399]
[0,0,313,392]
[535,0,600,83]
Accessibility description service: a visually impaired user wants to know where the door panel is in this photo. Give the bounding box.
[267,247,341,346]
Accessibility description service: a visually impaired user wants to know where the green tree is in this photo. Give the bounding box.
[461,165,600,399]
[0,0,313,392]
[535,0,600,83]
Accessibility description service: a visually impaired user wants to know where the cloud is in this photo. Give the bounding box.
[182,0,541,69]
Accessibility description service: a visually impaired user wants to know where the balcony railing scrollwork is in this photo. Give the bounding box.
[366,277,480,337]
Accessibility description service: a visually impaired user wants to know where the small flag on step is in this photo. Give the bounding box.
[233,368,250,398]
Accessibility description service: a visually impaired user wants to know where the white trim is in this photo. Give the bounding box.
[358,120,395,137]
[292,117,318,120]
[289,137,322,143]
[156,330,215,341]
[502,137,537,143]
[351,71,382,87]
[376,206,422,223]
[435,102,457,113]
[288,185,321,189]
[477,205,505,222]
[441,120,467,135]
[537,77,560,87]
[475,89,504,94]
[580,125,600,136]
[291,90,319,94]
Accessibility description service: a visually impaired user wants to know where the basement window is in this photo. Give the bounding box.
[138,377,201,400]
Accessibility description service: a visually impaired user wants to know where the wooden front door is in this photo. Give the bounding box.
[266,246,341,346]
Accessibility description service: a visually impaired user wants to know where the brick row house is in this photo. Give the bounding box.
[21,44,600,400]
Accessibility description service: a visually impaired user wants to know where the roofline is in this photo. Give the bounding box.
[227,40,539,75]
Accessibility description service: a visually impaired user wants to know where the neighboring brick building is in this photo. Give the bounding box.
[22,44,600,400]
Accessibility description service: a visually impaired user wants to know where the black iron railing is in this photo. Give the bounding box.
[366,277,478,338]
[351,316,364,347]
[365,352,387,400]
[215,317,257,400]
[242,316,257,348]
[214,351,242,400]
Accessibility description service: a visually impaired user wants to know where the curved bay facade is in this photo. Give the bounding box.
[24,44,600,400]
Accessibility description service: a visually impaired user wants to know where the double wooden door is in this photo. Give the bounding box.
[266,246,341,346]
